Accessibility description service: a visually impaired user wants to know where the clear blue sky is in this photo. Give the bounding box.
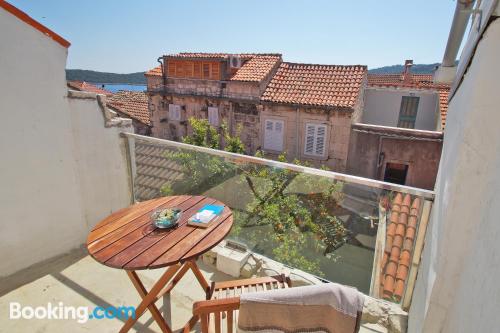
[9,0,457,73]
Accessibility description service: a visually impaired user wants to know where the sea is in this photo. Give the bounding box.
[94,83,147,93]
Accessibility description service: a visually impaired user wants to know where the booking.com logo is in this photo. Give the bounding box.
[9,302,136,324]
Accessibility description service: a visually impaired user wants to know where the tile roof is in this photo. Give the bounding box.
[380,193,420,302]
[230,55,282,82]
[107,91,150,125]
[367,73,451,128]
[261,62,367,108]
[67,81,112,96]
[0,1,70,48]
[145,65,162,76]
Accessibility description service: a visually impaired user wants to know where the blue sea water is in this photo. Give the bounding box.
[95,83,146,93]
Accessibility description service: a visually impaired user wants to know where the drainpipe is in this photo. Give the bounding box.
[296,107,300,158]
[157,56,166,88]
[434,0,476,82]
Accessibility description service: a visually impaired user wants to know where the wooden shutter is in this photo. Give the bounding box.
[264,119,284,152]
[202,63,210,79]
[304,123,327,157]
[167,61,176,77]
[194,62,202,78]
[208,107,219,126]
[398,96,420,129]
[211,63,220,80]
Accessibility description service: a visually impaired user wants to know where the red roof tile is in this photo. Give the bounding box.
[230,55,281,82]
[107,91,150,125]
[380,193,421,302]
[368,73,451,128]
[0,1,70,48]
[261,62,367,108]
[67,81,112,96]
[145,65,162,76]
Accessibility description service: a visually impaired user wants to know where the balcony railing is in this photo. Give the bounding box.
[122,132,433,308]
[147,82,260,102]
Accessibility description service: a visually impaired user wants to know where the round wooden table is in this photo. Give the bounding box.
[86,195,233,333]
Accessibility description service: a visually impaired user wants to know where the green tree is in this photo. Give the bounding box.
[162,117,348,276]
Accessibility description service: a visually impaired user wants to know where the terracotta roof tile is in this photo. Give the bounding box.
[107,91,150,125]
[261,62,367,108]
[368,73,451,128]
[67,81,112,96]
[230,55,282,82]
[380,193,421,302]
[145,65,162,76]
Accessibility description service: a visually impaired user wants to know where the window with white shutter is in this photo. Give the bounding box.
[208,107,219,126]
[263,119,284,152]
[304,123,327,157]
[168,104,181,121]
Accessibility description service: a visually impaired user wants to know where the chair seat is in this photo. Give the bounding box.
[209,274,291,300]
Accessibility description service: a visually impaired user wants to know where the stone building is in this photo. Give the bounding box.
[145,53,367,172]
[346,60,450,189]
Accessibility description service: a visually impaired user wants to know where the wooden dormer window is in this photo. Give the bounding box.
[167,59,221,80]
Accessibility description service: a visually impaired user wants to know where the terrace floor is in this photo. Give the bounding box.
[0,247,383,333]
[0,247,234,332]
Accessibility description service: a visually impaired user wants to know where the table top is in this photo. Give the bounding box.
[86,195,233,270]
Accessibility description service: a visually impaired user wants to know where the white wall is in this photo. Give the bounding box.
[363,88,438,130]
[0,8,132,277]
[408,17,500,333]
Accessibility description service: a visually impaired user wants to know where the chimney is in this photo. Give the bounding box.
[403,59,413,84]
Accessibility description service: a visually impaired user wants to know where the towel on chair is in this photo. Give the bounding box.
[237,283,364,333]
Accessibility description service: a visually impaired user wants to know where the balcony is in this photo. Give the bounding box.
[147,82,260,102]
[0,122,432,332]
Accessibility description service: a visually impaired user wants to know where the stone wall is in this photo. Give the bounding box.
[260,104,353,172]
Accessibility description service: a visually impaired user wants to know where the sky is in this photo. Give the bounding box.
[9,0,458,73]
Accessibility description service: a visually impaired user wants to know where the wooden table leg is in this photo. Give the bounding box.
[126,271,172,333]
[187,259,210,298]
[120,264,181,333]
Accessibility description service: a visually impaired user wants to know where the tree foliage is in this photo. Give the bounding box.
[162,117,349,276]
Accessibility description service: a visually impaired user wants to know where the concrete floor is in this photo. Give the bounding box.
[0,247,233,333]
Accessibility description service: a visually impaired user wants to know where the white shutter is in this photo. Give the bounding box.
[208,107,219,126]
[304,124,315,155]
[315,125,326,156]
[168,104,181,121]
[264,119,284,152]
[304,123,327,157]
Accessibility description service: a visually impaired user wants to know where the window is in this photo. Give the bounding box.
[304,123,327,157]
[398,96,420,129]
[208,107,219,126]
[202,63,210,79]
[384,163,409,185]
[168,104,181,121]
[263,119,284,152]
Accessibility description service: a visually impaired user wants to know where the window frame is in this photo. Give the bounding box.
[263,118,285,153]
[168,104,182,121]
[303,122,328,158]
[397,96,420,129]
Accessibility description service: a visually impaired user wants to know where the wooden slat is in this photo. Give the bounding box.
[227,310,233,333]
[92,196,204,266]
[149,208,232,268]
[200,314,209,333]
[106,197,211,269]
[213,276,286,290]
[215,311,221,333]
[87,196,176,243]
[88,196,187,254]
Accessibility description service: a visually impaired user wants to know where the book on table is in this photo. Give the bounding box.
[188,204,224,228]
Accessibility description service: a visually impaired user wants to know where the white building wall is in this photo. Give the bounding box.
[408,16,500,333]
[0,8,132,277]
[363,88,438,130]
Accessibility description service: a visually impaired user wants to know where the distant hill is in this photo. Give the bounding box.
[66,69,147,84]
[369,63,440,74]
[67,63,444,85]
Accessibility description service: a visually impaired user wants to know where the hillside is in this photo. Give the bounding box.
[66,69,147,84]
[369,63,440,74]
[66,62,443,85]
